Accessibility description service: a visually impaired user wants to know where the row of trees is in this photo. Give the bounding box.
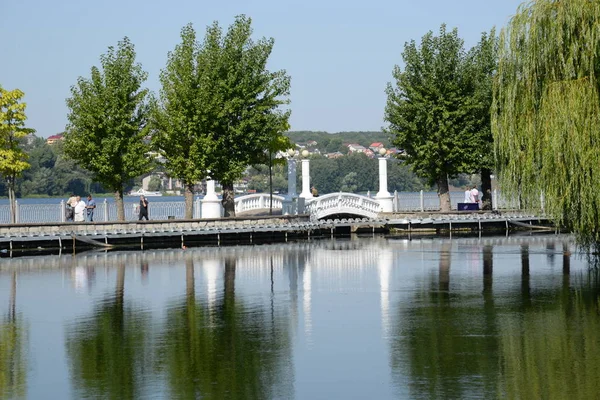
[64,15,290,220]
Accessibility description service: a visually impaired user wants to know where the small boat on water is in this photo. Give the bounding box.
[128,188,163,197]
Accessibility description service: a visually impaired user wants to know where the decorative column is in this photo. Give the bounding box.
[201,175,222,219]
[375,148,394,212]
[299,150,313,199]
[287,150,297,200]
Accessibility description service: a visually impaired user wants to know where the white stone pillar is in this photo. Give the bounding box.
[376,154,393,212]
[287,158,297,199]
[202,178,222,219]
[299,158,313,199]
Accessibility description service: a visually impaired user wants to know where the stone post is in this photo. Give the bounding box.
[375,150,393,212]
[194,196,202,219]
[287,157,297,199]
[202,178,222,219]
[299,157,313,199]
[60,200,66,223]
[103,199,109,222]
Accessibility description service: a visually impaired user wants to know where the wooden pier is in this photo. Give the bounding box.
[0,211,553,256]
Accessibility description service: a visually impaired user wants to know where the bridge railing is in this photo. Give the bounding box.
[305,193,381,220]
[0,190,529,224]
[234,194,285,214]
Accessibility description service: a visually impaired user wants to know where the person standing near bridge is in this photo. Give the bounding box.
[86,194,96,222]
[138,195,149,220]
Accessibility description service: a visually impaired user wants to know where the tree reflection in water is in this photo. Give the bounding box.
[0,271,28,399]
[158,253,293,400]
[65,262,152,400]
[392,240,600,399]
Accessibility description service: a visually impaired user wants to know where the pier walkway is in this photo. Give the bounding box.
[0,211,551,255]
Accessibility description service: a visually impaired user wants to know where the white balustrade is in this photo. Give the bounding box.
[0,191,523,224]
[234,194,285,214]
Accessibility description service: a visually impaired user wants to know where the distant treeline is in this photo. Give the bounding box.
[286,131,391,153]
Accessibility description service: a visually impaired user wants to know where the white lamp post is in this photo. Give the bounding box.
[287,148,297,200]
[376,148,394,212]
[299,149,313,199]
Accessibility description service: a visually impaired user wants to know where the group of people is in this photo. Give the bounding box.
[65,194,96,222]
[464,185,480,204]
[65,194,150,222]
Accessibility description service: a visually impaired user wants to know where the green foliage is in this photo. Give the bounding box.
[198,16,291,186]
[385,25,497,211]
[286,131,390,151]
[0,86,34,222]
[146,175,162,192]
[492,0,600,247]
[308,153,424,194]
[246,164,288,193]
[64,37,152,220]
[151,24,211,196]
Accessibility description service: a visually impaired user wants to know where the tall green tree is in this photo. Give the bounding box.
[0,87,33,223]
[492,0,600,247]
[201,16,291,217]
[465,30,498,209]
[64,37,152,221]
[152,24,211,218]
[385,25,484,212]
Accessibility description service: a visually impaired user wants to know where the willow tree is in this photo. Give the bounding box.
[492,0,600,247]
[0,87,33,223]
[65,38,152,221]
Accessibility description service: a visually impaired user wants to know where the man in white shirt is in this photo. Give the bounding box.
[469,186,479,204]
[74,196,87,222]
[464,188,471,203]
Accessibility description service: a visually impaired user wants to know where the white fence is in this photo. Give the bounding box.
[0,190,524,224]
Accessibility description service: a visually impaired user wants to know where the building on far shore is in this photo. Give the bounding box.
[46,133,64,145]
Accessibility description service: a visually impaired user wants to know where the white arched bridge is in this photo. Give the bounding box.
[234,192,383,220]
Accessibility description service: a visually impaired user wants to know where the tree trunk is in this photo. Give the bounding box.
[184,183,194,219]
[481,168,493,210]
[437,174,451,212]
[8,177,16,224]
[222,181,235,217]
[115,189,125,221]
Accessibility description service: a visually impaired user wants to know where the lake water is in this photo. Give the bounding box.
[1,234,599,399]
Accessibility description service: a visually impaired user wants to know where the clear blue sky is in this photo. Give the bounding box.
[1,0,524,137]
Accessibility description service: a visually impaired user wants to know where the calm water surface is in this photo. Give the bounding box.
[1,234,599,399]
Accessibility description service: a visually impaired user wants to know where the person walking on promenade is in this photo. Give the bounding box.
[138,195,149,220]
[66,193,77,222]
[86,194,96,222]
[74,196,87,222]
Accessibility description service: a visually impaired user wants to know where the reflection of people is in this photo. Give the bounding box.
[141,261,149,284]
[311,186,319,197]
[86,194,96,222]
[74,196,87,222]
[138,195,149,220]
